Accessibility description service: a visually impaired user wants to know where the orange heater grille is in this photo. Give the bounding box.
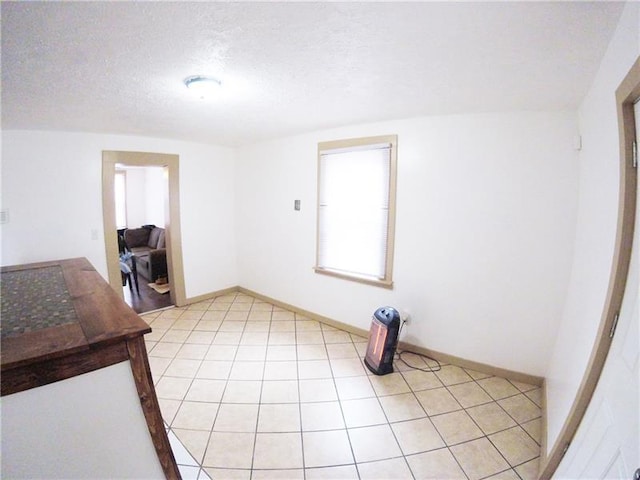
[365,317,387,369]
[364,307,400,375]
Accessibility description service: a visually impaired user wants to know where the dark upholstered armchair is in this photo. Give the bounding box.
[123,226,168,282]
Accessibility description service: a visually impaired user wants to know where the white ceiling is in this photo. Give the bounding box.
[1,1,624,147]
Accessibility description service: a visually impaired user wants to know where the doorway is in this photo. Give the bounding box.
[102,151,186,311]
[117,164,172,313]
[539,57,640,478]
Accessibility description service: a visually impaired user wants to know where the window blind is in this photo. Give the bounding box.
[317,143,391,280]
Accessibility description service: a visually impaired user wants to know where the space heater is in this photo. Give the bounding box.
[364,307,401,375]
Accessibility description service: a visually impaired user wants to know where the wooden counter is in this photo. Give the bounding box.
[1,257,180,479]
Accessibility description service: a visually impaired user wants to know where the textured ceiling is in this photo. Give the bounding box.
[1,1,624,147]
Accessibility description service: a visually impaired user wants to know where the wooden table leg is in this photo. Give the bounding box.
[127,336,181,479]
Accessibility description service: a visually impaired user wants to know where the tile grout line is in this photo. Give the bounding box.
[389,357,538,479]
[246,294,265,478]
[321,323,362,479]
[423,366,474,479]
[392,366,454,480]
[184,300,226,475]
[439,367,541,477]
[437,373,517,478]
[153,307,203,471]
[198,293,247,474]
[364,361,423,480]
[147,294,543,479]
[293,311,308,480]
[468,373,544,450]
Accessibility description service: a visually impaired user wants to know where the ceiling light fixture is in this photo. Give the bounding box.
[184,75,222,99]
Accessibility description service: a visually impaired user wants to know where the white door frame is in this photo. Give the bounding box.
[540,56,640,479]
[102,150,187,307]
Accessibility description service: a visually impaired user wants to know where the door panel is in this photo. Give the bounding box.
[553,102,639,480]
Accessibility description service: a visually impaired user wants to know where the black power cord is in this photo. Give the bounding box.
[393,318,442,373]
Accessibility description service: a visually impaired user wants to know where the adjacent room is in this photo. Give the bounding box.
[116,164,174,312]
[1,2,638,480]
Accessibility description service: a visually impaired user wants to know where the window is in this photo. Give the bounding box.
[114,170,127,229]
[315,135,397,288]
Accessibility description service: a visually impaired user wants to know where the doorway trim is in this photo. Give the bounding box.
[102,150,187,307]
[539,56,640,478]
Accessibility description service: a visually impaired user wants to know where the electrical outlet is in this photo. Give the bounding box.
[400,309,411,324]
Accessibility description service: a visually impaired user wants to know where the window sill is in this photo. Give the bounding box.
[313,267,394,289]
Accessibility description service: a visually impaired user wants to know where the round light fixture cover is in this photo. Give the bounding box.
[184,75,222,99]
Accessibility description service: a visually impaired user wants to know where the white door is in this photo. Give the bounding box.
[553,104,640,478]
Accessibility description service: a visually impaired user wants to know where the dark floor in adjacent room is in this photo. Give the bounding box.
[123,278,173,314]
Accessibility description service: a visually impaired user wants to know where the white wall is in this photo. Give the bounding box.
[145,167,166,227]
[236,111,579,376]
[2,362,166,479]
[121,166,166,228]
[122,167,147,227]
[0,130,238,299]
[545,1,640,458]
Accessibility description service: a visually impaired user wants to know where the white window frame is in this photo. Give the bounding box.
[315,134,397,288]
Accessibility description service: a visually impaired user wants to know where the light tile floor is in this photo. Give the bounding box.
[143,292,542,480]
